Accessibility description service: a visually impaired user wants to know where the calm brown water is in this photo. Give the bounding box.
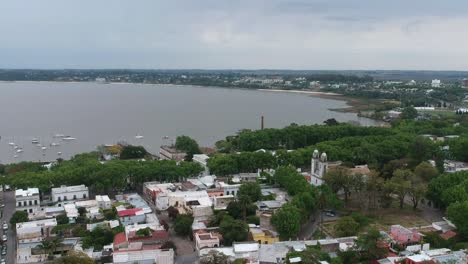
[0,81,377,163]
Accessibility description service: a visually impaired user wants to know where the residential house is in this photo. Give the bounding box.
[16,188,41,215]
[390,225,422,245]
[118,208,146,226]
[51,185,89,205]
[96,195,112,210]
[112,248,174,264]
[249,225,279,245]
[195,232,220,251]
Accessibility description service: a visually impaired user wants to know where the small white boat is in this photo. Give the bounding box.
[32,138,39,144]
[13,155,18,158]
[36,144,42,148]
[41,147,47,150]
[53,134,65,138]
[135,134,144,139]
[50,142,60,147]
[16,149,23,153]
[57,152,62,155]
[8,142,15,146]
[13,146,18,149]
[62,137,76,141]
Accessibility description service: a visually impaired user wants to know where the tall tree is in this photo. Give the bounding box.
[355,228,387,261]
[219,216,248,246]
[414,161,439,182]
[323,166,353,204]
[174,214,194,236]
[238,182,262,202]
[447,201,468,238]
[387,169,412,209]
[271,203,302,240]
[175,135,201,161]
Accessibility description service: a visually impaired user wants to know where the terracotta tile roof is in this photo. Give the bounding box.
[440,230,457,240]
[114,232,127,246]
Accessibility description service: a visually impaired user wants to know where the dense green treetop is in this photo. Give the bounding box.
[175,135,201,161]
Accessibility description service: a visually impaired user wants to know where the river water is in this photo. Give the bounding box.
[0,81,377,163]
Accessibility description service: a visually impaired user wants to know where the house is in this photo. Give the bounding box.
[118,208,146,226]
[218,182,240,196]
[15,188,41,215]
[63,204,79,223]
[195,232,220,251]
[156,190,213,218]
[51,185,89,205]
[200,242,260,264]
[143,182,176,206]
[96,195,112,210]
[249,225,279,245]
[112,248,174,264]
[213,195,235,210]
[16,218,57,243]
[390,225,422,245]
[231,173,258,183]
[159,145,186,161]
[114,223,168,250]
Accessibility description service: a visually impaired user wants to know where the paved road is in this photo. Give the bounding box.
[298,211,320,240]
[2,191,17,264]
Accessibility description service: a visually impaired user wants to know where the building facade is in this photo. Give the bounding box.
[51,185,89,205]
[16,188,41,215]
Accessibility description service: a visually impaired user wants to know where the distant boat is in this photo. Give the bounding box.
[57,152,62,155]
[62,137,76,141]
[163,136,169,140]
[41,147,47,150]
[13,146,18,149]
[13,155,18,158]
[32,138,39,144]
[53,134,66,138]
[8,142,15,146]
[16,149,23,153]
[50,142,60,147]
[135,134,144,139]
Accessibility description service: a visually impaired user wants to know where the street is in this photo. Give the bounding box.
[2,191,17,264]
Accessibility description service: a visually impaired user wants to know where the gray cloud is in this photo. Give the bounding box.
[0,0,467,70]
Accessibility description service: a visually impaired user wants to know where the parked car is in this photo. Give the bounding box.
[0,204,4,208]
[2,223,7,231]
[2,235,6,242]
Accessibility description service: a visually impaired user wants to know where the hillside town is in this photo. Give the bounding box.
[0,117,468,264]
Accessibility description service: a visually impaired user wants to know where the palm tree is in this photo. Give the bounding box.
[37,240,52,256]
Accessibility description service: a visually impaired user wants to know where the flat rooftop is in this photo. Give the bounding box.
[16,188,39,197]
[52,184,88,194]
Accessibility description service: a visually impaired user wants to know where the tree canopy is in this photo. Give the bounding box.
[175,135,201,161]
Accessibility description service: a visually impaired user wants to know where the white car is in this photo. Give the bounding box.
[2,224,7,231]
[1,235,6,242]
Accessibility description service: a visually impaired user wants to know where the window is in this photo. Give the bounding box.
[18,202,21,207]
[29,209,33,213]
[73,195,76,200]
[29,201,32,206]
[58,197,61,202]
[64,196,67,201]
[34,200,38,205]
[83,194,87,199]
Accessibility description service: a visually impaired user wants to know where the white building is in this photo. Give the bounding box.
[218,182,240,196]
[112,248,174,264]
[15,188,41,215]
[51,185,89,205]
[96,195,112,210]
[159,191,213,218]
[431,79,441,88]
[311,150,328,186]
[16,218,57,243]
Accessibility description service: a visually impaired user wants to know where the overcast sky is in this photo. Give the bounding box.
[1,0,468,70]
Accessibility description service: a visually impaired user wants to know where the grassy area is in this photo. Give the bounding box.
[418,109,456,118]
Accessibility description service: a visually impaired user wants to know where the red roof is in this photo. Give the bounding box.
[114,232,127,246]
[440,230,457,240]
[118,208,142,217]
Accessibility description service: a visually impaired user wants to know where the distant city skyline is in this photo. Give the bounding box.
[1,0,468,70]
